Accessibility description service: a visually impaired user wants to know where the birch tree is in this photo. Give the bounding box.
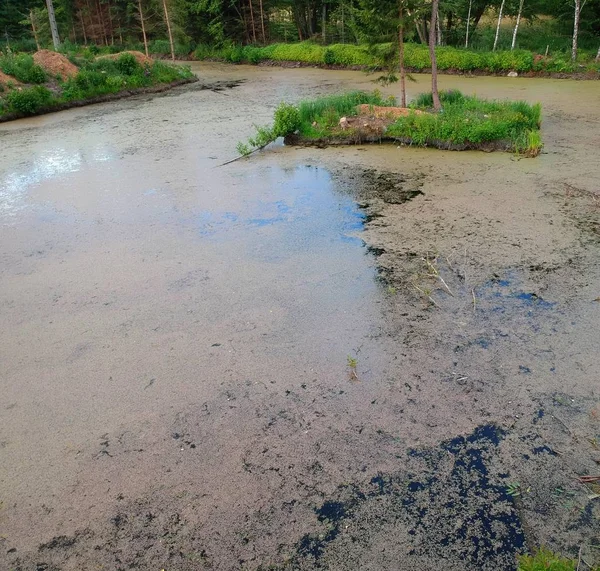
[571,0,584,61]
[465,0,473,47]
[429,0,441,111]
[493,0,505,51]
[511,0,524,50]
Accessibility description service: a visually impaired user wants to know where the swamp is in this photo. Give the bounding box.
[0,63,599,570]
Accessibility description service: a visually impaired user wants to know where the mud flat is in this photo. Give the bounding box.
[0,63,599,570]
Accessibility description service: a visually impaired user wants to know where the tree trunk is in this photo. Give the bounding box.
[572,0,581,61]
[138,0,148,57]
[45,0,61,49]
[465,0,472,48]
[415,20,426,44]
[30,10,41,51]
[436,7,442,45]
[79,9,88,45]
[429,0,441,111]
[322,2,326,43]
[106,0,115,45]
[493,0,505,51]
[511,0,524,50]
[248,0,257,43]
[596,45,600,62]
[162,0,175,61]
[258,0,266,44]
[96,0,109,45]
[399,2,406,108]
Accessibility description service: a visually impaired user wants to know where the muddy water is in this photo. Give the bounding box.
[1,65,599,570]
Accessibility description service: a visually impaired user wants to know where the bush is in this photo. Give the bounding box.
[0,53,47,84]
[116,53,141,76]
[194,41,599,75]
[6,85,52,115]
[273,102,301,136]
[149,40,171,56]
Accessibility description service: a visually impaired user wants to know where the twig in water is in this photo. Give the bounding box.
[423,256,454,297]
[412,283,440,308]
[552,414,574,436]
[578,475,600,483]
[216,143,270,167]
[472,288,476,311]
[576,545,582,571]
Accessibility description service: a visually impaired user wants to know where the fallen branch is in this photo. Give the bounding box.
[578,475,600,483]
[412,283,441,308]
[552,414,574,436]
[216,145,268,167]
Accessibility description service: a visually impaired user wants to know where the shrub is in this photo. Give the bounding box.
[323,48,335,65]
[273,102,301,136]
[149,40,171,55]
[6,85,52,115]
[116,53,141,76]
[0,53,47,84]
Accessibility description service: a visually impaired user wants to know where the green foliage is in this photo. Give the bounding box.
[0,52,47,84]
[5,85,52,115]
[195,41,600,75]
[236,100,301,156]
[385,90,543,155]
[517,548,580,571]
[272,89,542,157]
[273,102,301,137]
[298,91,393,127]
[0,52,193,119]
[116,53,141,76]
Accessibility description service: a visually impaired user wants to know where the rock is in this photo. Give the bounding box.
[507,71,518,77]
[339,117,349,130]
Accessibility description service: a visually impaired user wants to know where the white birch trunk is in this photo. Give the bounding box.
[571,0,581,62]
[465,0,472,48]
[493,0,506,51]
[511,0,524,50]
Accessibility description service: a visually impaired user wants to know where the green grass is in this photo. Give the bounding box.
[238,89,543,157]
[390,90,542,154]
[0,51,47,83]
[518,547,600,570]
[236,91,393,155]
[0,52,194,119]
[195,40,600,75]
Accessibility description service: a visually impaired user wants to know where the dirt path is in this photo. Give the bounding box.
[0,64,599,571]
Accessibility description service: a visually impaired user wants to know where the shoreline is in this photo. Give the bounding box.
[0,77,198,123]
[197,56,600,80]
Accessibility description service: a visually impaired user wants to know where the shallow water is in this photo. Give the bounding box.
[1,64,599,570]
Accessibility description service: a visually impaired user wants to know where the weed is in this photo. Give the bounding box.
[6,85,52,115]
[0,52,46,84]
[507,482,522,497]
[347,356,358,369]
[517,547,592,570]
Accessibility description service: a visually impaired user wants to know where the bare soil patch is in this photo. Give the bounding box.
[33,50,78,80]
[0,70,20,89]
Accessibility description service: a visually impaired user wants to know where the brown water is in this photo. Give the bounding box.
[1,64,599,570]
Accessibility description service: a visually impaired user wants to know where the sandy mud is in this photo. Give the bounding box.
[1,63,599,570]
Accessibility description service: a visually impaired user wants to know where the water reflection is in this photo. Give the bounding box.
[0,145,114,217]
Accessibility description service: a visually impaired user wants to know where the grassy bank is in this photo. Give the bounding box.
[0,51,195,120]
[237,89,542,156]
[196,41,600,76]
